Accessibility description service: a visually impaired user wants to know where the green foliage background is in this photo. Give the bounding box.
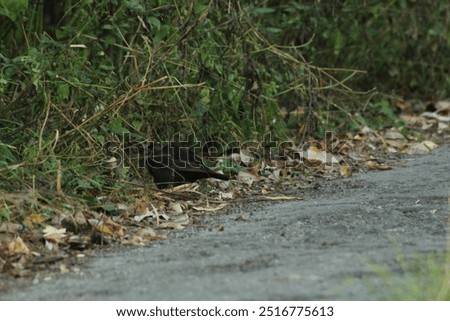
[0,0,449,198]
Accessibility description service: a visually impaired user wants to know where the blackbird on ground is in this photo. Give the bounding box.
[146,143,229,188]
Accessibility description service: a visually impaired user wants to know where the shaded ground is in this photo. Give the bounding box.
[1,145,449,300]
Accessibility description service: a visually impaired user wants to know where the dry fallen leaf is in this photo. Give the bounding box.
[74,211,88,226]
[0,222,23,234]
[384,130,405,140]
[247,162,261,176]
[45,239,58,251]
[96,224,114,236]
[421,111,450,122]
[438,122,449,133]
[268,168,281,181]
[237,171,258,186]
[434,100,450,112]
[122,235,145,246]
[68,235,91,250]
[137,227,158,238]
[59,263,69,273]
[300,146,342,166]
[102,216,125,237]
[228,152,241,164]
[169,201,184,214]
[422,140,438,151]
[240,148,256,166]
[23,213,48,228]
[366,161,393,170]
[219,191,234,200]
[43,225,67,243]
[340,165,352,177]
[170,213,190,225]
[407,142,432,155]
[386,139,407,149]
[88,217,117,236]
[134,207,155,222]
[6,236,30,256]
[261,187,269,195]
[227,148,256,166]
[122,227,165,246]
[134,196,150,215]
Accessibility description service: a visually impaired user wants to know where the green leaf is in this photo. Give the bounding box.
[200,88,210,105]
[57,83,70,100]
[0,206,12,222]
[0,0,28,21]
[76,179,92,189]
[380,100,396,121]
[334,30,344,56]
[132,120,142,129]
[148,16,161,30]
[266,27,282,34]
[110,118,127,134]
[124,0,144,13]
[101,201,116,212]
[102,24,115,30]
[153,24,174,44]
[253,7,275,15]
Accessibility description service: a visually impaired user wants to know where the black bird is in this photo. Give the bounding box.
[146,143,229,188]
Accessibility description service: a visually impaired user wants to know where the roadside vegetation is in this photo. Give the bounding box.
[368,252,449,300]
[0,0,448,297]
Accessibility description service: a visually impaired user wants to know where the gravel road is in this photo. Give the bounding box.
[2,145,449,300]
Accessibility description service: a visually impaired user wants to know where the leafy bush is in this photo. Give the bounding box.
[266,0,450,99]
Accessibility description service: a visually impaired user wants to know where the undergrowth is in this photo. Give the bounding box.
[0,0,448,221]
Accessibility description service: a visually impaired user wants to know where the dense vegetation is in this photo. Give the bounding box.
[0,0,449,212]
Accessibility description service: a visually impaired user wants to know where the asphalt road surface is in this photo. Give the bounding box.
[2,145,449,300]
